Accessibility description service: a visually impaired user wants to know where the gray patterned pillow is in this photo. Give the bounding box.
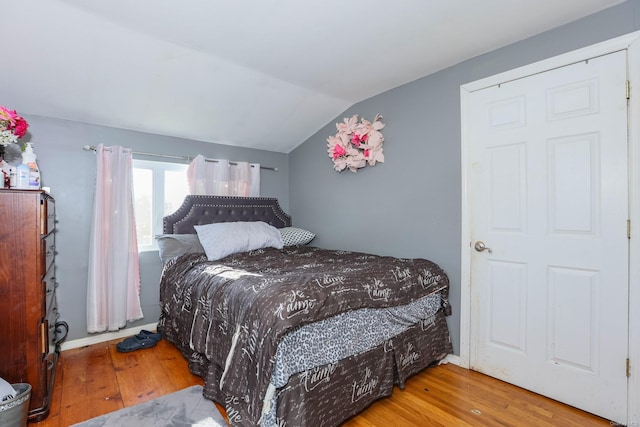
[280,227,315,246]
[155,234,205,263]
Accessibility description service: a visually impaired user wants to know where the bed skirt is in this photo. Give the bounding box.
[165,309,452,427]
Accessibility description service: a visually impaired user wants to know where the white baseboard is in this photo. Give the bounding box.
[441,354,462,366]
[60,322,158,351]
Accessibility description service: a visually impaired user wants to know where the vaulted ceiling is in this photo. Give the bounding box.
[0,0,624,152]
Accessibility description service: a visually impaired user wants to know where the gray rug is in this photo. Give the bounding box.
[71,385,227,427]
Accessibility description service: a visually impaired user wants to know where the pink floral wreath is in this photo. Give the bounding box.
[0,106,29,147]
[326,114,385,172]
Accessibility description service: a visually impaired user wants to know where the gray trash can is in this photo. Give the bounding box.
[0,383,31,427]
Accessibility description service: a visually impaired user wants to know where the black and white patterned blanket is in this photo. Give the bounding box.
[159,246,450,426]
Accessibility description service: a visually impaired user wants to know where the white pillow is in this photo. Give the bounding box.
[194,221,284,261]
[280,227,315,246]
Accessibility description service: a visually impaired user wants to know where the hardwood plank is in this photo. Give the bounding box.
[152,337,205,390]
[31,338,611,427]
[109,340,185,406]
[56,344,123,426]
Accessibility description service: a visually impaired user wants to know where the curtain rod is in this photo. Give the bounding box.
[81,145,278,171]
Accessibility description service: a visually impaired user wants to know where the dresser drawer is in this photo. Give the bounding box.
[43,267,57,314]
[42,233,55,273]
[45,298,59,357]
[40,197,55,235]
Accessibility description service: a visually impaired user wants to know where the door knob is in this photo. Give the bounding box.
[474,241,492,253]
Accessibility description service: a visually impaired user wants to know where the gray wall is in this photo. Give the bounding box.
[10,1,640,346]
[16,115,289,341]
[289,0,640,354]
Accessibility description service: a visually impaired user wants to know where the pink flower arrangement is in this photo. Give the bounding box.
[327,114,385,172]
[0,106,29,147]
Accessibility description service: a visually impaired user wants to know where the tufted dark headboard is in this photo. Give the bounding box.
[162,195,292,234]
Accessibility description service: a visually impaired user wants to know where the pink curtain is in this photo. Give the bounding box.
[87,144,143,333]
[187,154,260,196]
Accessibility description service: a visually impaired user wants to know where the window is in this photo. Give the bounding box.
[132,159,189,251]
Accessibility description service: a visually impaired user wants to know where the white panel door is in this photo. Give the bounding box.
[467,51,628,423]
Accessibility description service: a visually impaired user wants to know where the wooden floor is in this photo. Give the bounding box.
[32,337,610,427]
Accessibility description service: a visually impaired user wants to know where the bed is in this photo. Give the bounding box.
[157,195,453,427]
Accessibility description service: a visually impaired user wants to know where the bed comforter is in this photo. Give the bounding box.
[158,245,451,426]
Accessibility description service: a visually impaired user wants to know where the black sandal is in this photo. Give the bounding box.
[136,330,162,342]
[116,335,159,353]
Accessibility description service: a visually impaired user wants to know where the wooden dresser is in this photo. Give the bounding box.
[0,189,67,421]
